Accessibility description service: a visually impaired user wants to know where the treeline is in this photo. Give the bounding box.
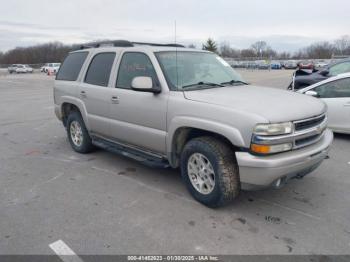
[1,35,350,65]
[202,35,350,59]
[0,42,73,65]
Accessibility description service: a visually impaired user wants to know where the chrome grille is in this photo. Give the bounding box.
[292,114,327,149]
[294,114,326,131]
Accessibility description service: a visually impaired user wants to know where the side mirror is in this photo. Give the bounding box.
[305,90,318,97]
[131,76,161,93]
[320,69,329,76]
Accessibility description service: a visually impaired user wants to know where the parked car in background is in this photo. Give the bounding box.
[24,65,33,73]
[8,64,20,74]
[298,73,350,134]
[247,61,258,69]
[14,64,33,73]
[41,63,61,73]
[314,61,329,69]
[40,64,48,72]
[230,61,240,68]
[288,58,350,90]
[257,61,269,69]
[298,61,314,70]
[284,60,298,69]
[270,61,282,69]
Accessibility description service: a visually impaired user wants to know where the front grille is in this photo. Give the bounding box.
[294,114,326,131]
[292,114,327,149]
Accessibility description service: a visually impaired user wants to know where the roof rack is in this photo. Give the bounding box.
[79,40,184,49]
[132,42,185,48]
[80,40,134,49]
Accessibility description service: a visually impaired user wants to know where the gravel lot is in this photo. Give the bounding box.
[0,70,349,255]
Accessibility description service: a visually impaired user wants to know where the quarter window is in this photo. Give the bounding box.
[84,53,116,87]
[116,52,158,89]
[314,78,350,98]
[56,52,88,81]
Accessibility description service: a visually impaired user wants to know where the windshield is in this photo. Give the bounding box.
[156,51,244,90]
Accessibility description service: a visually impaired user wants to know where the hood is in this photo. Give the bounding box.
[184,85,326,123]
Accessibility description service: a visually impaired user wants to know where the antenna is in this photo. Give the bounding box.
[175,20,179,90]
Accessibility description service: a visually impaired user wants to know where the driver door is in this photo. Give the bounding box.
[108,52,168,154]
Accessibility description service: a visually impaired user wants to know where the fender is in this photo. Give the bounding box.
[166,116,245,166]
[58,96,90,130]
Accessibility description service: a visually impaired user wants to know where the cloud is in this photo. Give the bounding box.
[0,0,349,52]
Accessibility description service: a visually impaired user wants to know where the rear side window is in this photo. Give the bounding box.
[84,52,116,87]
[56,52,88,81]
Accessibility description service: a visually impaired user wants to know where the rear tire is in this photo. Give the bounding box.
[66,112,94,154]
[180,136,240,207]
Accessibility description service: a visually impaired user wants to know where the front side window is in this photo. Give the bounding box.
[156,51,243,90]
[329,61,350,76]
[56,52,88,81]
[314,78,350,98]
[116,52,158,89]
[84,52,116,87]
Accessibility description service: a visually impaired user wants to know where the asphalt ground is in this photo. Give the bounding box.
[0,70,349,255]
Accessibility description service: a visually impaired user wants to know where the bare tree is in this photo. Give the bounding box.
[240,49,256,58]
[251,41,267,56]
[0,42,72,65]
[278,51,291,59]
[305,42,334,59]
[219,42,240,58]
[334,35,350,55]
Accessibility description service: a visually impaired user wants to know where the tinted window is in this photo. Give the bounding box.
[84,53,116,87]
[314,78,350,98]
[116,52,158,89]
[56,52,88,81]
[329,61,350,76]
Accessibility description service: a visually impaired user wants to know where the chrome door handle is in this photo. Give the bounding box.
[111,96,119,104]
[344,102,350,107]
[80,91,87,98]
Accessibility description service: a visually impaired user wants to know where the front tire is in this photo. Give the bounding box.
[66,112,94,153]
[181,137,240,207]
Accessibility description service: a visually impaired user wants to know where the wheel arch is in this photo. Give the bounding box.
[60,98,89,130]
[167,118,245,168]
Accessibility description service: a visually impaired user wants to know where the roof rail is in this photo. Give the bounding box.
[132,42,185,48]
[79,40,185,50]
[80,40,134,49]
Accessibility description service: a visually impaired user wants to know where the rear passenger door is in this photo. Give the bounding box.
[108,52,168,154]
[79,52,116,137]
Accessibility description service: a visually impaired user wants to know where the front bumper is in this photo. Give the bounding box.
[236,129,333,190]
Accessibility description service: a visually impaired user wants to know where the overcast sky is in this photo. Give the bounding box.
[0,0,349,52]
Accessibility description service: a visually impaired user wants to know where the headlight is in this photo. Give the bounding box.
[251,122,294,154]
[253,122,293,136]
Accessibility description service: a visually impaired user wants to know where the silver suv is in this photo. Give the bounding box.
[54,40,333,207]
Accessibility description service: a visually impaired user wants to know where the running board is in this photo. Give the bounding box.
[92,137,170,168]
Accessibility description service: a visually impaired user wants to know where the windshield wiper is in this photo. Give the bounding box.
[220,80,248,86]
[182,81,224,89]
